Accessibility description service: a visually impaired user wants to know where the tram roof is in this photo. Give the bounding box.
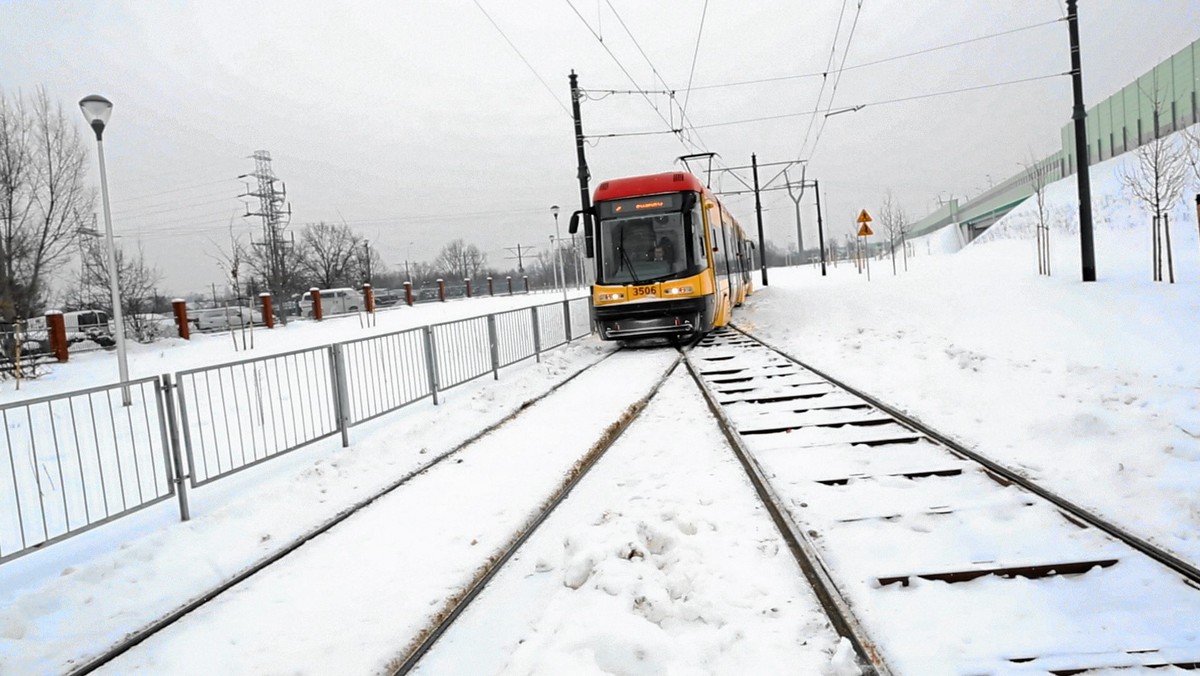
[593,172,706,202]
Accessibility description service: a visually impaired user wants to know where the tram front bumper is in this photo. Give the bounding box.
[593,296,714,341]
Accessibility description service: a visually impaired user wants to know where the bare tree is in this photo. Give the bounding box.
[878,191,907,275]
[1023,155,1054,275]
[0,88,94,321]
[1119,122,1188,283]
[434,239,486,279]
[78,236,162,342]
[296,221,363,289]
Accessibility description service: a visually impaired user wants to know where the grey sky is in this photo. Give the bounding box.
[2,0,1197,294]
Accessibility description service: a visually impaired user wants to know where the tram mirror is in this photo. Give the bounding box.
[568,210,582,234]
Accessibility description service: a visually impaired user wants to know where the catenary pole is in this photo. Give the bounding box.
[569,71,594,257]
[752,154,768,286]
[814,179,828,276]
[1066,0,1097,282]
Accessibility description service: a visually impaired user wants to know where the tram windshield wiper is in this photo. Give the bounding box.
[616,224,640,284]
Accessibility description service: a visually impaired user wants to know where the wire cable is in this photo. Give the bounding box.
[689,72,1069,130]
[804,0,865,161]
[796,0,850,160]
[597,0,718,156]
[564,0,706,155]
[688,18,1062,92]
[472,0,572,117]
[680,0,710,123]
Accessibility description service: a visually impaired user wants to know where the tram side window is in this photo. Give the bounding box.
[689,201,708,270]
[713,223,729,276]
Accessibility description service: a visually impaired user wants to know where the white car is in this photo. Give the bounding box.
[299,288,363,317]
[191,307,263,331]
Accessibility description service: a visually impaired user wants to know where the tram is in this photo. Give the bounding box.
[568,171,753,342]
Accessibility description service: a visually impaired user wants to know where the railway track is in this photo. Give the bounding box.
[67,327,1200,674]
[685,327,1200,674]
[69,346,656,675]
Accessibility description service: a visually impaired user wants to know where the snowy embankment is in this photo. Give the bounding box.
[744,132,1200,569]
[416,369,854,676]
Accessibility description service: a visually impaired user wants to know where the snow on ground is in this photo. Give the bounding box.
[86,350,677,675]
[415,369,850,676]
[743,135,1200,569]
[0,338,612,674]
[2,130,1198,673]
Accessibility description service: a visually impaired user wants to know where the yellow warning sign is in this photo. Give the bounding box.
[856,209,873,224]
[857,222,874,237]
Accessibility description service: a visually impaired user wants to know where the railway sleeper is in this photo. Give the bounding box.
[1008,650,1200,675]
[739,416,897,436]
[833,500,1038,523]
[815,467,963,485]
[875,558,1119,587]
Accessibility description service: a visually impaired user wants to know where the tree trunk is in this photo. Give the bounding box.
[1164,212,1175,284]
[1036,222,1044,275]
[1152,215,1161,281]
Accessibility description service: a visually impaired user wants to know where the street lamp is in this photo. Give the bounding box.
[551,205,567,301]
[79,94,130,405]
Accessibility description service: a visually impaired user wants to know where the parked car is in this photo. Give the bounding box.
[299,288,363,317]
[373,288,404,307]
[190,306,263,331]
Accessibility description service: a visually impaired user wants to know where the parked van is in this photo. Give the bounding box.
[24,309,116,346]
[299,288,363,317]
[190,306,263,331]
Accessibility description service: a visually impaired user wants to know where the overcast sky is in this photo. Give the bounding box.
[2,0,1198,294]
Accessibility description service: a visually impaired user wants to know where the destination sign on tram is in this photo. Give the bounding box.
[598,193,682,218]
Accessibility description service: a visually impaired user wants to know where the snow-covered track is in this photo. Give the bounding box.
[685,328,1200,674]
[390,353,682,674]
[67,347,637,676]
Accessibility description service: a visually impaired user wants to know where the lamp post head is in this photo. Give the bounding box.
[79,95,113,140]
[551,205,560,218]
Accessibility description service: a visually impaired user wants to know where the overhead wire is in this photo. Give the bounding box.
[110,178,240,205]
[796,0,851,160]
[590,1,743,184]
[472,0,572,117]
[803,0,865,162]
[564,0,684,145]
[688,72,1069,130]
[686,18,1062,92]
[679,0,710,123]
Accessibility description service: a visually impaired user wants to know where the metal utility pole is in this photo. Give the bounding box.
[752,154,768,286]
[242,150,294,323]
[1066,0,1096,282]
[504,243,535,274]
[784,165,806,261]
[569,71,594,257]
[713,156,808,286]
[814,180,827,276]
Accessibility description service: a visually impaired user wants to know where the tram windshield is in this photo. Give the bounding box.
[596,193,705,285]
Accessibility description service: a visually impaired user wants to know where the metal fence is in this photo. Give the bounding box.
[339,327,433,426]
[0,377,175,564]
[176,346,339,488]
[0,297,594,566]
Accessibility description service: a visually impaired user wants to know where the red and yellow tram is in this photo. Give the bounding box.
[570,171,754,342]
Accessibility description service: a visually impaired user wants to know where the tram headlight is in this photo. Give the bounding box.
[662,285,694,296]
[598,292,625,301]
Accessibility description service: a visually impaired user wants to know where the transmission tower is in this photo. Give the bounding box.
[240,151,293,322]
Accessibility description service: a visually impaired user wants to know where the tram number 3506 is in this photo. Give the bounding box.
[631,286,657,297]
